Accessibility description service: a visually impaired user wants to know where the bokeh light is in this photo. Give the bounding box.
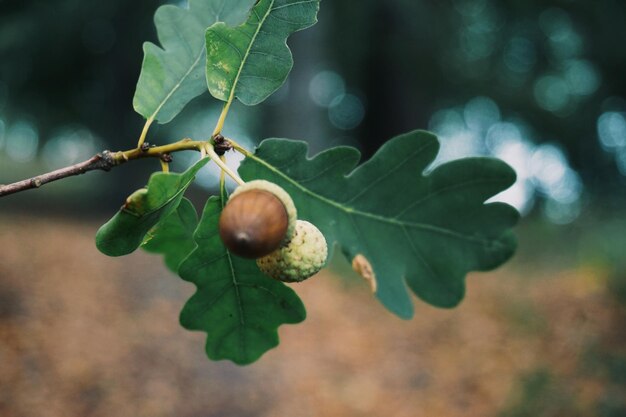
[4,121,39,163]
[454,0,502,64]
[430,97,583,222]
[464,96,501,133]
[42,126,102,169]
[539,8,583,60]
[533,75,571,113]
[328,93,365,131]
[530,144,582,205]
[564,59,601,96]
[597,109,626,176]
[503,37,537,74]
[597,111,626,150]
[309,70,346,108]
[539,8,574,42]
[543,198,581,225]
[488,132,536,214]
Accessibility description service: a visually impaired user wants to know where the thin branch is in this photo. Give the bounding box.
[0,139,207,198]
[0,152,117,197]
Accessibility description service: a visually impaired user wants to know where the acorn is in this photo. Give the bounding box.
[219,180,297,259]
[257,220,328,283]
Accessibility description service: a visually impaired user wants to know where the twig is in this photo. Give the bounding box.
[0,152,117,197]
[0,138,206,197]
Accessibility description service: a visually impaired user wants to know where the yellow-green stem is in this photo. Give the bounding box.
[226,138,252,157]
[219,156,227,194]
[212,101,232,137]
[114,138,205,164]
[205,143,245,186]
[137,118,154,148]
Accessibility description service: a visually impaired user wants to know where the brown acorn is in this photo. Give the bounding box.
[219,181,297,259]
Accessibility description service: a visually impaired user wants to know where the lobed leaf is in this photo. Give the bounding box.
[205,0,320,106]
[141,197,199,273]
[178,194,306,365]
[96,158,208,257]
[238,130,520,319]
[134,0,257,123]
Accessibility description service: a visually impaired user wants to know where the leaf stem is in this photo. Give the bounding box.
[219,156,227,197]
[205,143,245,186]
[137,118,154,148]
[212,101,232,137]
[226,138,252,157]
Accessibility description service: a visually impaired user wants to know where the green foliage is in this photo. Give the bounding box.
[93,0,520,365]
[178,194,306,365]
[205,0,320,105]
[133,0,257,123]
[239,131,519,318]
[95,158,208,257]
[141,198,199,273]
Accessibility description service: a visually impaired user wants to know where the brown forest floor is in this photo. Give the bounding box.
[0,214,624,417]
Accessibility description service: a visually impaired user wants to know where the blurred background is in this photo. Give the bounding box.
[1,0,625,416]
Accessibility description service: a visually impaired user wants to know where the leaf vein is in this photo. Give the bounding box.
[210,30,244,61]
[268,13,306,25]
[394,177,511,219]
[237,283,303,317]
[248,50,290,63]
[226,0,275,102]
[150,47,205,120]
[343,140,435,205]
[296,154,355,185]
[250,153,503,248]
[401,225,457,298]
[271,1,318,12]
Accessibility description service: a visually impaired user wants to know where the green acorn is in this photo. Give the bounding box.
[257,220,328,283]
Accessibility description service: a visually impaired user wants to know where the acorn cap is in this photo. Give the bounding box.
[257,220,328,283]
[230,180,297,243]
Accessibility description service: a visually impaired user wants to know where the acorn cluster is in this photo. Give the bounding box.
[218,180,327,282]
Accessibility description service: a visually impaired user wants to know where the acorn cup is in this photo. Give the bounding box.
[219,180,328,282]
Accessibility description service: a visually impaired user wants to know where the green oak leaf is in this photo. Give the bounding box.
[96,158,208,257]
[178,194,306,365]
[134,0,257,123]
[239,130,520,319]
[141,198,199,273]
[205,0,320,106]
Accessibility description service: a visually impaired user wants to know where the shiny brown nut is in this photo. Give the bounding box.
[219,189,289,258]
